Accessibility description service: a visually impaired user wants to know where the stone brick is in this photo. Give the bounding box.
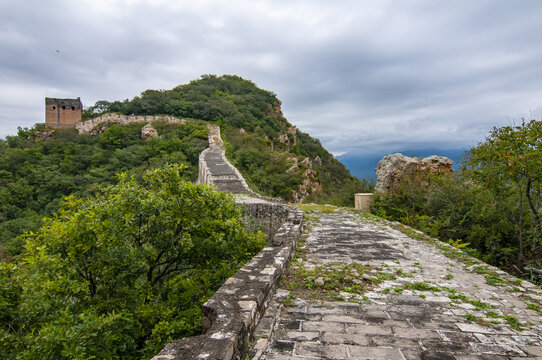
[295,343,348,359]
[393,328,440,339]
[348,324,393,335]
[347,345,406,360]
[286,331,320,341]
[302,321,344,333]
[321,331,369,345]
[322,314,366,324]
[521,345,542,356]
[455,323,494,334]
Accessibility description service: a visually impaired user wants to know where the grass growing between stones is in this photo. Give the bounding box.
[281,211,384,303]
[386,220,540,294]
[296,203,338,213]
[283,261,381,303]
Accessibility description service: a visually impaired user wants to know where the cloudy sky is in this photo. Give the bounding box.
[2,0,542,171]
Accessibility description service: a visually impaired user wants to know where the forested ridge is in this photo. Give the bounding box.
[0,120,208,259]
[84,74,367,204]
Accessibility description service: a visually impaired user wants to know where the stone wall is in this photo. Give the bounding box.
[237,196,292,242]
[76,113,185,134]
[152,204,303,360]
[197,125,281,202]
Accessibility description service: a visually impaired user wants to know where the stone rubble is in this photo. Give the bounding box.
[140,123,159,140]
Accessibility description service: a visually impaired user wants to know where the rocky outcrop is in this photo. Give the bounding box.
[277,127,297,147]
[314,155,322,167]
[76,113,185,135]
[291,157,323,203]
[141,123,159,140]
[375,153,453,194]
[29,129,55,141]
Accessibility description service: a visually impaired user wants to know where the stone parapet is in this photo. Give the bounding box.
[152,205,303,360]
[238,198,292,242]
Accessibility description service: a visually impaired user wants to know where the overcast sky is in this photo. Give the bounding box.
[2,0,542,157]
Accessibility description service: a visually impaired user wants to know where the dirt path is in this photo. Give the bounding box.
[254,208,542,360]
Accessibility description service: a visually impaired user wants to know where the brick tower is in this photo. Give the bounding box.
[45,97,82,128]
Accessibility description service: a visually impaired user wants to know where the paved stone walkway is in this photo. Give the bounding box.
[198,124,253,193]
[254,209,542,360]
[202,149,249,193]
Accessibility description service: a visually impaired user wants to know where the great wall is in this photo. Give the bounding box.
[37,113,542,359]
[145,121,542,360]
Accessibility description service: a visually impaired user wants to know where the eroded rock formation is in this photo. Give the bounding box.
[375,153,453,194]
[291,157,323,202]
[141,123,159,140]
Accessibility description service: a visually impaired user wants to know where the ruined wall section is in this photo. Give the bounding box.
[76,113,185,134]
[197,124,279,202]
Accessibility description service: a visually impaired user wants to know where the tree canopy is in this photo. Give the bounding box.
[0,121,208,258]
[464,120,542,266]
[0,164,265,359]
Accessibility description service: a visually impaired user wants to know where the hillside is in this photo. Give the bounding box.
[85,74,365,204]
[0,120,208,258]
[0,75,365,258]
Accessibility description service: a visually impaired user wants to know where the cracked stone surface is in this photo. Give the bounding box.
[256,210,542,360]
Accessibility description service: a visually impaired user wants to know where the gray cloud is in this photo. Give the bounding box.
[1,0,542,158]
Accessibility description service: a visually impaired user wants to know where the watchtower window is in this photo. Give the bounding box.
[62,106,66,110]
[52,106,56,110]
[71,106,75,110]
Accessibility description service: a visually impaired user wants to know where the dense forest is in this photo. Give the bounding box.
[84,74,366,204]
[373,120,542,280]
[0,164,265,359]
[0,121,208,259]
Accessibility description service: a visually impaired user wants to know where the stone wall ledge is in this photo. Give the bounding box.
[152,206,303,360]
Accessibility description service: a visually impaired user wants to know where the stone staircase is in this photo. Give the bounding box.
[197,124,253,194]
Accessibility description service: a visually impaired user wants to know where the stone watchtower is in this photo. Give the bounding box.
[45,97,82,128]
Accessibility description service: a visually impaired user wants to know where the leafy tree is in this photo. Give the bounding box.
[1,164,265,359]
[373,120,542,276]
[463,119,542,266]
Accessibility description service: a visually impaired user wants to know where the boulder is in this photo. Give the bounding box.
[375,153,453,194]
[141,123,159,140]
[301,157,312,169]
[314,156,322,167]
